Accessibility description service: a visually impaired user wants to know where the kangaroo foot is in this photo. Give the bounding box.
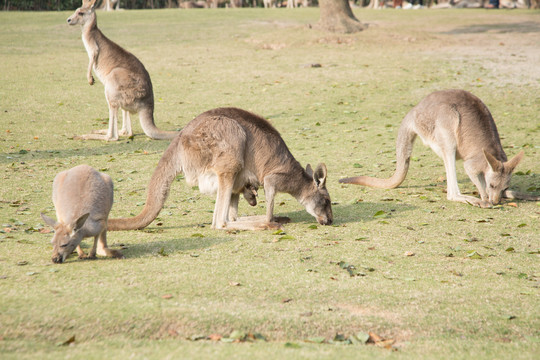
[74,133,119,141]
[463,197,493,208]
[118,129,133,137]
[90,129,109,135]
[79,253,97,260]
[225,217,284,231]
[97,248,124,259]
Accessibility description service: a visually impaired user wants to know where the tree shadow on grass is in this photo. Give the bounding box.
[441,21,540,35]
[0,135,171,164]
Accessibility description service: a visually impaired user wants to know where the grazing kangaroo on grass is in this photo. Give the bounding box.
[340,89,539,208]
[108,107,333,231]
[41,165,123,263]
[67,0,176,141]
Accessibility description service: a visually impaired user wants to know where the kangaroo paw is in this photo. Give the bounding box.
[79,253,97,260]
[464,198,492,208]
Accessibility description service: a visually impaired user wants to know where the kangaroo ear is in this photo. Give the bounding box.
[41,213,58,228]
[504,150,524,173]
[73,213,90,232]
[82,0,97,9]
[483,149,502,172]
[313,163,328,188]
[305,164,313,178]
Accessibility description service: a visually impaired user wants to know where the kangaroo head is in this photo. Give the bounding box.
[41,213,89,264]
[243,184,258,207]
[67,0,97,26]
[483,150,524,205]
[303,163,333,226]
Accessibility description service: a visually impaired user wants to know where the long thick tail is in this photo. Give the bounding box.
[139,107,178,140]
[339,114,417,189]
[108,136,182,231]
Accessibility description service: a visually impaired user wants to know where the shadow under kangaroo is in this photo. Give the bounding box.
[108,107,334,232]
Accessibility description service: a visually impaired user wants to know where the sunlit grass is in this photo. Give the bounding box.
[0,8,539,359]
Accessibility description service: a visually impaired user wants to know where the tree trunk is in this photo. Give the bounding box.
[317,0,366,33]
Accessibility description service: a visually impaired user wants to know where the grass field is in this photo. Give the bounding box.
[1,7,539,359]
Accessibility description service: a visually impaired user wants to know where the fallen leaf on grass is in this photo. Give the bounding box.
[285,342,301,348]
[507,202,518,208]
[466,251,483,259]
[404,251,415,257]
[56,335,75,347]
[229,281,241,286]
[161,294,173,299]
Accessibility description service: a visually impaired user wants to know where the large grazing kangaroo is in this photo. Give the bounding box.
[340,89,539,207]
[108,107,333,231]
[67,0,176,141]
[41,165,123,263]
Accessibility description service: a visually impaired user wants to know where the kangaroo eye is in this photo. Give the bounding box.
[60,243,69,248]
[489,184,495,189]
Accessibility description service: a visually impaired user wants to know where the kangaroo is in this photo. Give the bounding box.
[108,107,333,231]
[340,89,538,207]
[41,165,123,263]
[67,0,177,141]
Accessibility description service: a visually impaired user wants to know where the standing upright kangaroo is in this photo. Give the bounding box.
[67,0,176,141]
[340,89,538,207]
[41,165,123,263]
[108,107,333,231]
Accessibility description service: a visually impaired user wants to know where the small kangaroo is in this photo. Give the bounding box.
[41,165,123,263]
[340,89,538,207]
[108,107,333,231]
[67,0,177,141]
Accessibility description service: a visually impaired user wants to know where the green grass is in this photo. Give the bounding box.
[1,7,539,359]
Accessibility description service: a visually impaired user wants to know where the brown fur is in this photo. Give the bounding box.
[108,107,333,231]
[340,89,536,207]
[67,0,177,141]
[41,165,123,263]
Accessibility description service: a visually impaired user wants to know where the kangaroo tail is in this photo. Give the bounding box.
[139,107,178,140]
[108,136,182,231]
[339,113,417,189]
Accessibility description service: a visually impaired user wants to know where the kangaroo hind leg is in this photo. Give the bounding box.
[119,109,133,137]
[212,173,235,229]
[440,141,491,208]
[96,229,123,259]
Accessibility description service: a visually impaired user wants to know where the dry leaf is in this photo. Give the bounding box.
[508,202,518,208]
[209,333,222,341]
[229,281,241,286]
[368,331,383,343]
[162,294,173,299]
[404,251,415,257]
